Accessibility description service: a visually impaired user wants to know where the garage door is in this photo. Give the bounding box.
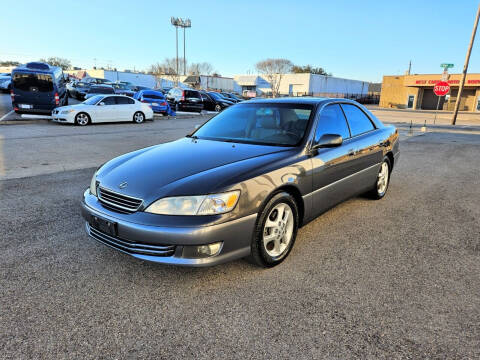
[421,89,445,110]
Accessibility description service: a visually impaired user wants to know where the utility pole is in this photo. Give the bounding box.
[183,26,186,75]
[171,17,191,82]
[408,60,411,75]
[452,2,480,125]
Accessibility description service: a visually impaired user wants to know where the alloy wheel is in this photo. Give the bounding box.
[377,162,389,195]
[262,202,294,258]
[134,112,144,123]
[76,113,89,126]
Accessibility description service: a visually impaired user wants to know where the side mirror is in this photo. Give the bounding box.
[98,102,105,106]
[312,134,343,149]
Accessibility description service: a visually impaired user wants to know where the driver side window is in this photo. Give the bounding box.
[102,96,116,105]
[315,104,350,143]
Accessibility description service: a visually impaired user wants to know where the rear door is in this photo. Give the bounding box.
[184,90,203,111]
[115,96,136,121]
[340,103,383,192]
[310,103,356,215]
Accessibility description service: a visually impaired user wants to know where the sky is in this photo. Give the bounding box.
[1,0,480,82]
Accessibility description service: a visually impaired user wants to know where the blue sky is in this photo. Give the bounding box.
[2,0,479,82]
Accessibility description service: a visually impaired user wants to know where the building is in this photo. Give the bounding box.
[179,75,235,92]
[380,73,480,111]
[66,69,165,88]
[233,73,369,98]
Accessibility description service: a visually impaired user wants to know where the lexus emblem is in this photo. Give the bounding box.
[119,181,128,189]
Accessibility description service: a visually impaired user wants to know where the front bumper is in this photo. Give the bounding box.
[81,191,256,266]
[51,110,75,124]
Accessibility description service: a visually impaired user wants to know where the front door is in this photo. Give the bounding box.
[407,95,415,109]
[96,96,118,122]
[310,103,356,216]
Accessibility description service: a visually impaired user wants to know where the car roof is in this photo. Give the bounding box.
[12,62,60,74]
[246,97,362,106]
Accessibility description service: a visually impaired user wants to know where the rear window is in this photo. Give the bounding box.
[185,90,200,99]
[13,72,53,92]
[143,94,164,100]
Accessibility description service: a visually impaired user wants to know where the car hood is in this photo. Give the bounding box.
[97,137,292,201]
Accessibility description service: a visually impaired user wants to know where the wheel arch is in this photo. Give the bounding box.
[266,185,305,227]
[386,151,394,170]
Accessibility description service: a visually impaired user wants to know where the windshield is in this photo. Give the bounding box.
[193,103,313,146]
[208,92,222,100]
[83,95,103,105]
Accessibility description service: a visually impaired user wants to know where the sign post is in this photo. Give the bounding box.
[433,81,450,124]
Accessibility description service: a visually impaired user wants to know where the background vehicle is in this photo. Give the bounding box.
[83,77,111,85]
[84,85,115,100]
[166,88,203,113]
[81,98,399,267]
[199,91,233,112]
[68,81,90,100]
[11,62,68,114]
[207,91,235,109]
[0,72,11,92]
[109,82,134,97]
[157,87,172,95]
[221,92,243,103]
[133,89,173,115]
[52,94,153,125]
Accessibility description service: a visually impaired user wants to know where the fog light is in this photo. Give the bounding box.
[183,242,223,258]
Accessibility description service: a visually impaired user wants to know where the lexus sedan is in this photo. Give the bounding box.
[52,94,153,125]
[81,98,399,267]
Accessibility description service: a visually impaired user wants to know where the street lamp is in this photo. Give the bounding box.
[171,17,192,79]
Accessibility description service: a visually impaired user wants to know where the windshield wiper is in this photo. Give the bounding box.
[186,134,198,139]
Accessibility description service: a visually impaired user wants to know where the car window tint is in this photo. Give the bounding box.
[116,97,134,104]
[144,94,164,100]
[341,104,375,136]
[13,73,53,92]
[186,90,200,99]
[315,104,350,141]
[102,96,116,105]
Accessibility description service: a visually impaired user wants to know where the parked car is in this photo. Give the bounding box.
[109,82,134,97]
[199,91,233,112]
[11,62,68,114]
[166,88,203,113]
[80,98,399,267]
[157,87,172,95]
[68,81,90,100]
[83,77,111,85]
[52,94,153,125]
[0,72,11,92]
[221,92,243,103]
[84,85,115,100]
[133,90,173,115]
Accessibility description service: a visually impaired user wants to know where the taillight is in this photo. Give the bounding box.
[180,90,185,101]
[10,90,14,102]
[160,101,167,106]
[54,92,60,106]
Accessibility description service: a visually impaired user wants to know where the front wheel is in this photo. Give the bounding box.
[75,112,90,126]
[133,111,145,123]
[248,192,299,267]
[214,104,222,112]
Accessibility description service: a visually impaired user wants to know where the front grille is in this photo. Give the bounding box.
[98,186,143,213]
[88,224,176,257]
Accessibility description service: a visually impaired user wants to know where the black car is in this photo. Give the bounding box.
[166,88,203,113]
[207,92,235,108]
[81,98,399,267]
[199,91,233,112]
[221,92,243,103]
[68,81,91,100]
[84,85,115,100]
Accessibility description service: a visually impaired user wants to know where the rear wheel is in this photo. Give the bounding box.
[368,157,391,199]
[133,111,145,123]
[249,192,299,267]
[75,112,90,126]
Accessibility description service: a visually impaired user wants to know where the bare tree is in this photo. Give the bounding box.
[255,58,293,97]
[39,57,72,70]
[148,57,187,84]
[188,62,214,75]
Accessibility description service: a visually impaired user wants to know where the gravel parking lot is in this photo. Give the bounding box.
[0,118,479,358]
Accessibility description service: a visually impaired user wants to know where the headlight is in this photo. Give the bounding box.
[145,190,240,215]
[89,171,98,196]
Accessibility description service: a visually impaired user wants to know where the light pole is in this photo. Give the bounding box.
[171,17,192,80]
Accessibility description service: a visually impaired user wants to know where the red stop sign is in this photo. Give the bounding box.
[434,81,450,96]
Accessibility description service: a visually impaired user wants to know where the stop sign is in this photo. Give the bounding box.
[434,81,450,96]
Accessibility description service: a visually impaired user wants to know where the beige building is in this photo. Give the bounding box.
[380,73,480,111]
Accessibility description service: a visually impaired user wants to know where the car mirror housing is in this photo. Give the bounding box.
[312,134,343,149]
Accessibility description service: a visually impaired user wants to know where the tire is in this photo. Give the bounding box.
[75,112,90,126]
[367,156,391,199]
[248,192,299,268]
[133,111,145,123]
[214,104,222,112]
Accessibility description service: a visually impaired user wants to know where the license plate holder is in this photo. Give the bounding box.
[90,215,117,237]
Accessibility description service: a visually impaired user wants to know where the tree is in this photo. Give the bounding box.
[188,62,213,75]
[148,57,187,84]
[291,65,330,76]
[255,58,293,97]
[0,60,20,67]
[39,57,71,70]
